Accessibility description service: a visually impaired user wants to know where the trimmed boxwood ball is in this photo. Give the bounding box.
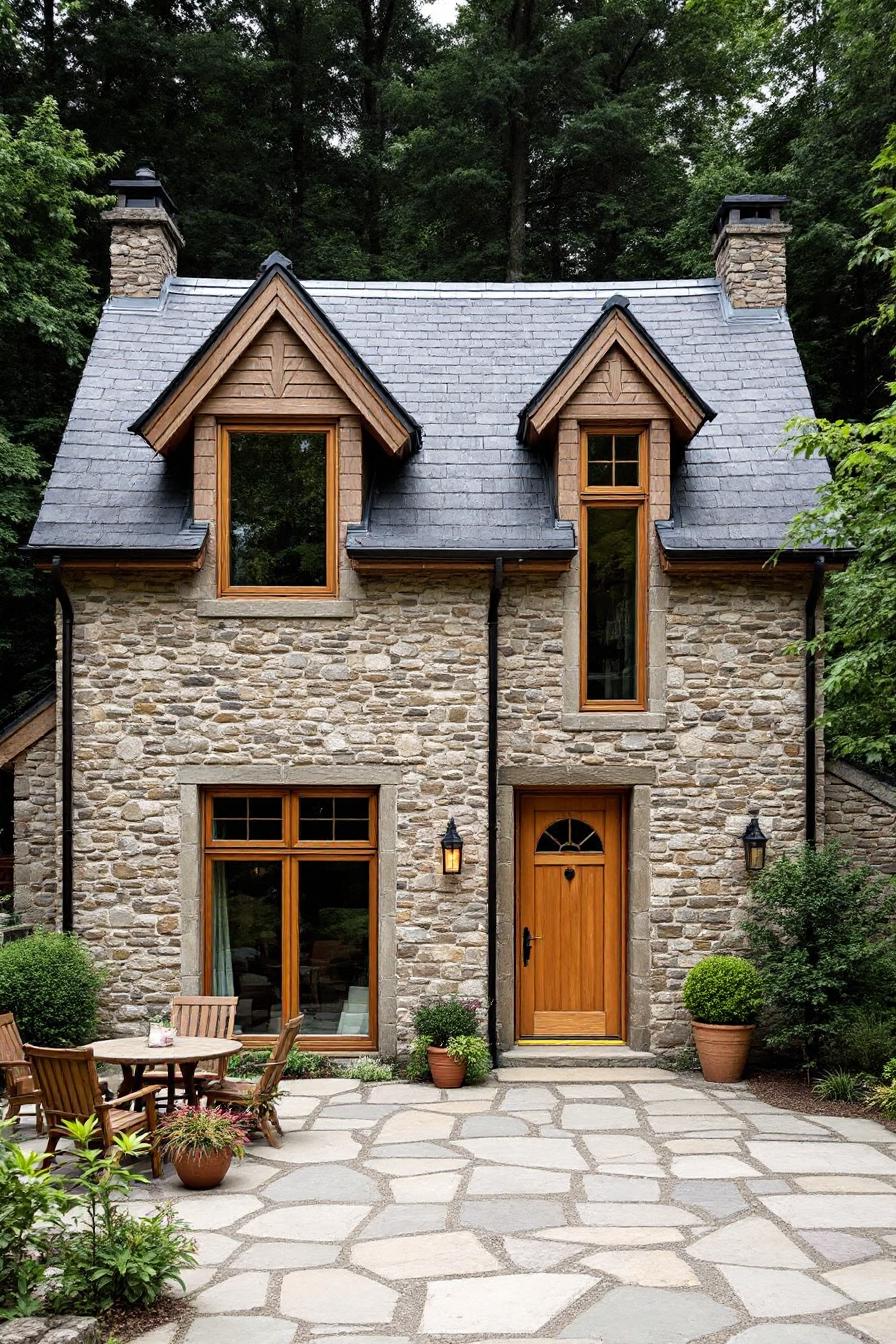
[0,931,104,1045]
[683,955,764,1026]
[413,997,479,1046]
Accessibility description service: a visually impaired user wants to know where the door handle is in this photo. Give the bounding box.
[522,926,541,966]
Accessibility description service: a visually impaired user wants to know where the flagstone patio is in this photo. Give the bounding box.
[17,1067,896,1343]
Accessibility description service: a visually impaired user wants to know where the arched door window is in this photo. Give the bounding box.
[535,818,603,853]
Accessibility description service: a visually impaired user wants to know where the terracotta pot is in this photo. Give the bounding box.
[691,1021,755,1083]
[172,1147,234,1189]
[427,1046,467,1089]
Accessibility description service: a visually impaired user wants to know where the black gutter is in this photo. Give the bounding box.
[805,556,826,848]
[50,558,74,933]
[486,557,504,1068]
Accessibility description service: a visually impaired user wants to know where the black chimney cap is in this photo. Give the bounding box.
[109,162,176,216]
[601,293,631,313]
[711,194,789,236]
[258,251,295,275]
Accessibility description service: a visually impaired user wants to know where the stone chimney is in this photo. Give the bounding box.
[102,162,184,298]
[711,195,791,309]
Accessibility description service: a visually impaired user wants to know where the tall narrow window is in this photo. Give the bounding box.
[217,425,337,596]
[580,428,647,708]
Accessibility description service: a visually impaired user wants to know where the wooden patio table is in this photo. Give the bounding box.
[89,1035,242,1110]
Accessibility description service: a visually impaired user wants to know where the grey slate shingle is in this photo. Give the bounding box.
[28,275,829,556]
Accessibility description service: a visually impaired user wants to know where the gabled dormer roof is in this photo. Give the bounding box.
[518,294,716,445]
[130,253,421,458]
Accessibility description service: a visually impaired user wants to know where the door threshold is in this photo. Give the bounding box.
[516,1037,627,1047]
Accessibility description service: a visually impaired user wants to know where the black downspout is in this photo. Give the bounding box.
[805,556,825,849]
[50,557,74,932]
[487,557,504,1068]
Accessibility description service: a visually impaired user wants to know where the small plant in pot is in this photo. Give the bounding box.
[411,998,482,1087]
[159,1104,251,1189]
[683,955,764,1083]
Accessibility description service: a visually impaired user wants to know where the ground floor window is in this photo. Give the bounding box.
[202,788,377,1049]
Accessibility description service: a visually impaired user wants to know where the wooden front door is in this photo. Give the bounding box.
[516,792,625,1040]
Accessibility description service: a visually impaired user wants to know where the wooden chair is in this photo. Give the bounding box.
[201,1014,303,1148]
[0,1012,42,1132]
[143,995,238,1098]
[25,1044,163,1177]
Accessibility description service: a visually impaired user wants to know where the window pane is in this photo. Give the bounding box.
[587,460,612,487]
[212,795,283,842]
[299,795,370,842]
[228,431,328,588]
[212,860,283,1034]
[586,432,640,487]
[298,860,370,1035]
[585,507,639,702]
[615,435,639,460]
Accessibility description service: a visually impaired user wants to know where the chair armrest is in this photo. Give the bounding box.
[99,1084,162,1109]
[0,1058,29,1069]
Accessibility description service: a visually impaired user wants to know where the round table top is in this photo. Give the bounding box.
[89,1035,243,1064]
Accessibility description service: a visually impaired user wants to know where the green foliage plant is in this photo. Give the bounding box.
[445,1034,491,1083]
[338,1056,394,1082]
[664,1044,701,1073]
[868,1081,896,1118]
[406,1034,432,1082]
[682,956,764,1026]
[827,1007,896,1075]
[883,1057,896,1085]
[0,1118,69,1318]
[412,997,479,1046]
[49,1117,195,1314]
[745,844,896,1067]
[228,1046,327,1079]
[812,1069,873,1103]
[158,1105,250,1163]
[0,930,104,1045]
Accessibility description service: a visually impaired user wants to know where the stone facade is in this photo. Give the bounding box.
[101,207,183,298]
[824,761,896,875]
[712,221,791,309]
[12,726,58,926]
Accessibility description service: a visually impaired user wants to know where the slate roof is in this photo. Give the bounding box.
[28,275,830,559]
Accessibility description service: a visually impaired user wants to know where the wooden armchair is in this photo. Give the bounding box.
[202,1015,303,1148]
[143,995,238,1100]
[0,1012,42,1132]
[25,1044,162,1177]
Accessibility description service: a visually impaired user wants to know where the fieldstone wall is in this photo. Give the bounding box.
[824,761,896,875]
[12,727,58,926]
[61,545,812,1051]
[712,222,791,309]
[101,208,182,298]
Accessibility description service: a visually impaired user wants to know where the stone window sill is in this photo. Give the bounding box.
[561,711,667,732]
[197,598,356,619]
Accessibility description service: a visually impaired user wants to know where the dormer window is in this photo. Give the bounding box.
[580,426,647,708]
[217,423,337,597]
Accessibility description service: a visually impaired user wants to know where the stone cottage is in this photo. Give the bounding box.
[19,169,852,1058]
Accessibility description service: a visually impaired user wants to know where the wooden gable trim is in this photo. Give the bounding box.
[0,700,55,769]
[521,303,714,445]
[133,270,417,459]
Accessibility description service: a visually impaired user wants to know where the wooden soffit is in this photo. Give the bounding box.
[130,259,420,458]
[0,698,55,769]
[519,296,715,445]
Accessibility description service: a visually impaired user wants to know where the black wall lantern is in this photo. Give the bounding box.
[742,813,768,874]
[441,817,463,875]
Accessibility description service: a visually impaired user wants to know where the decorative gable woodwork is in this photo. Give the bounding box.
[203,318,355,417]
[130,263,418,457]
[519,297,714,446]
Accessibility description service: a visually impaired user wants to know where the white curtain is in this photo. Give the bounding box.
[212,863,235,995]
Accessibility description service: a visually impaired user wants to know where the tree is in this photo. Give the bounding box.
[784,125,896,767]
[0,96,115,717]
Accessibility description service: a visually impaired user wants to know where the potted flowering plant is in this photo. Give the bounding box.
[409,998,487,1087]
[158,1105,251,1189]
[683,955,764,1083]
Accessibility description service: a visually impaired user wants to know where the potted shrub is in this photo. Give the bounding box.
[158,1105,251,1189]
[411,998,481,1087]
[683,955,764,1083]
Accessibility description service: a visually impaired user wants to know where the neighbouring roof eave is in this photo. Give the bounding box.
[128,259,422,454]
[0,690,56,768]
[518,295,717,444]
[23,532,209,568]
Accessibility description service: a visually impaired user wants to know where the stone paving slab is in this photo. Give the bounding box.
[16,1067,896,1343]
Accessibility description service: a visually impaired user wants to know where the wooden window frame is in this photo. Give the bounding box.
[201,787,378,1052]
[579,426,649,711]
[216,421,339,599]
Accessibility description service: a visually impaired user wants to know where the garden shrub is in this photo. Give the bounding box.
[229,1046,327,1079]
[812,1069,872,1103]
[826,1007,896,1075]
[0,931,104,1046]
[413,997,479,1046]
[682,956,764,1025]
[446,1034,492,1082]
[339,1056,394,1082]
[745,843,896,1066]
[0,1119,68,1318]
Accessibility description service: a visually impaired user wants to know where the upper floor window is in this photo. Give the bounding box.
[580,427,647,709]
[217,424,337,596]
